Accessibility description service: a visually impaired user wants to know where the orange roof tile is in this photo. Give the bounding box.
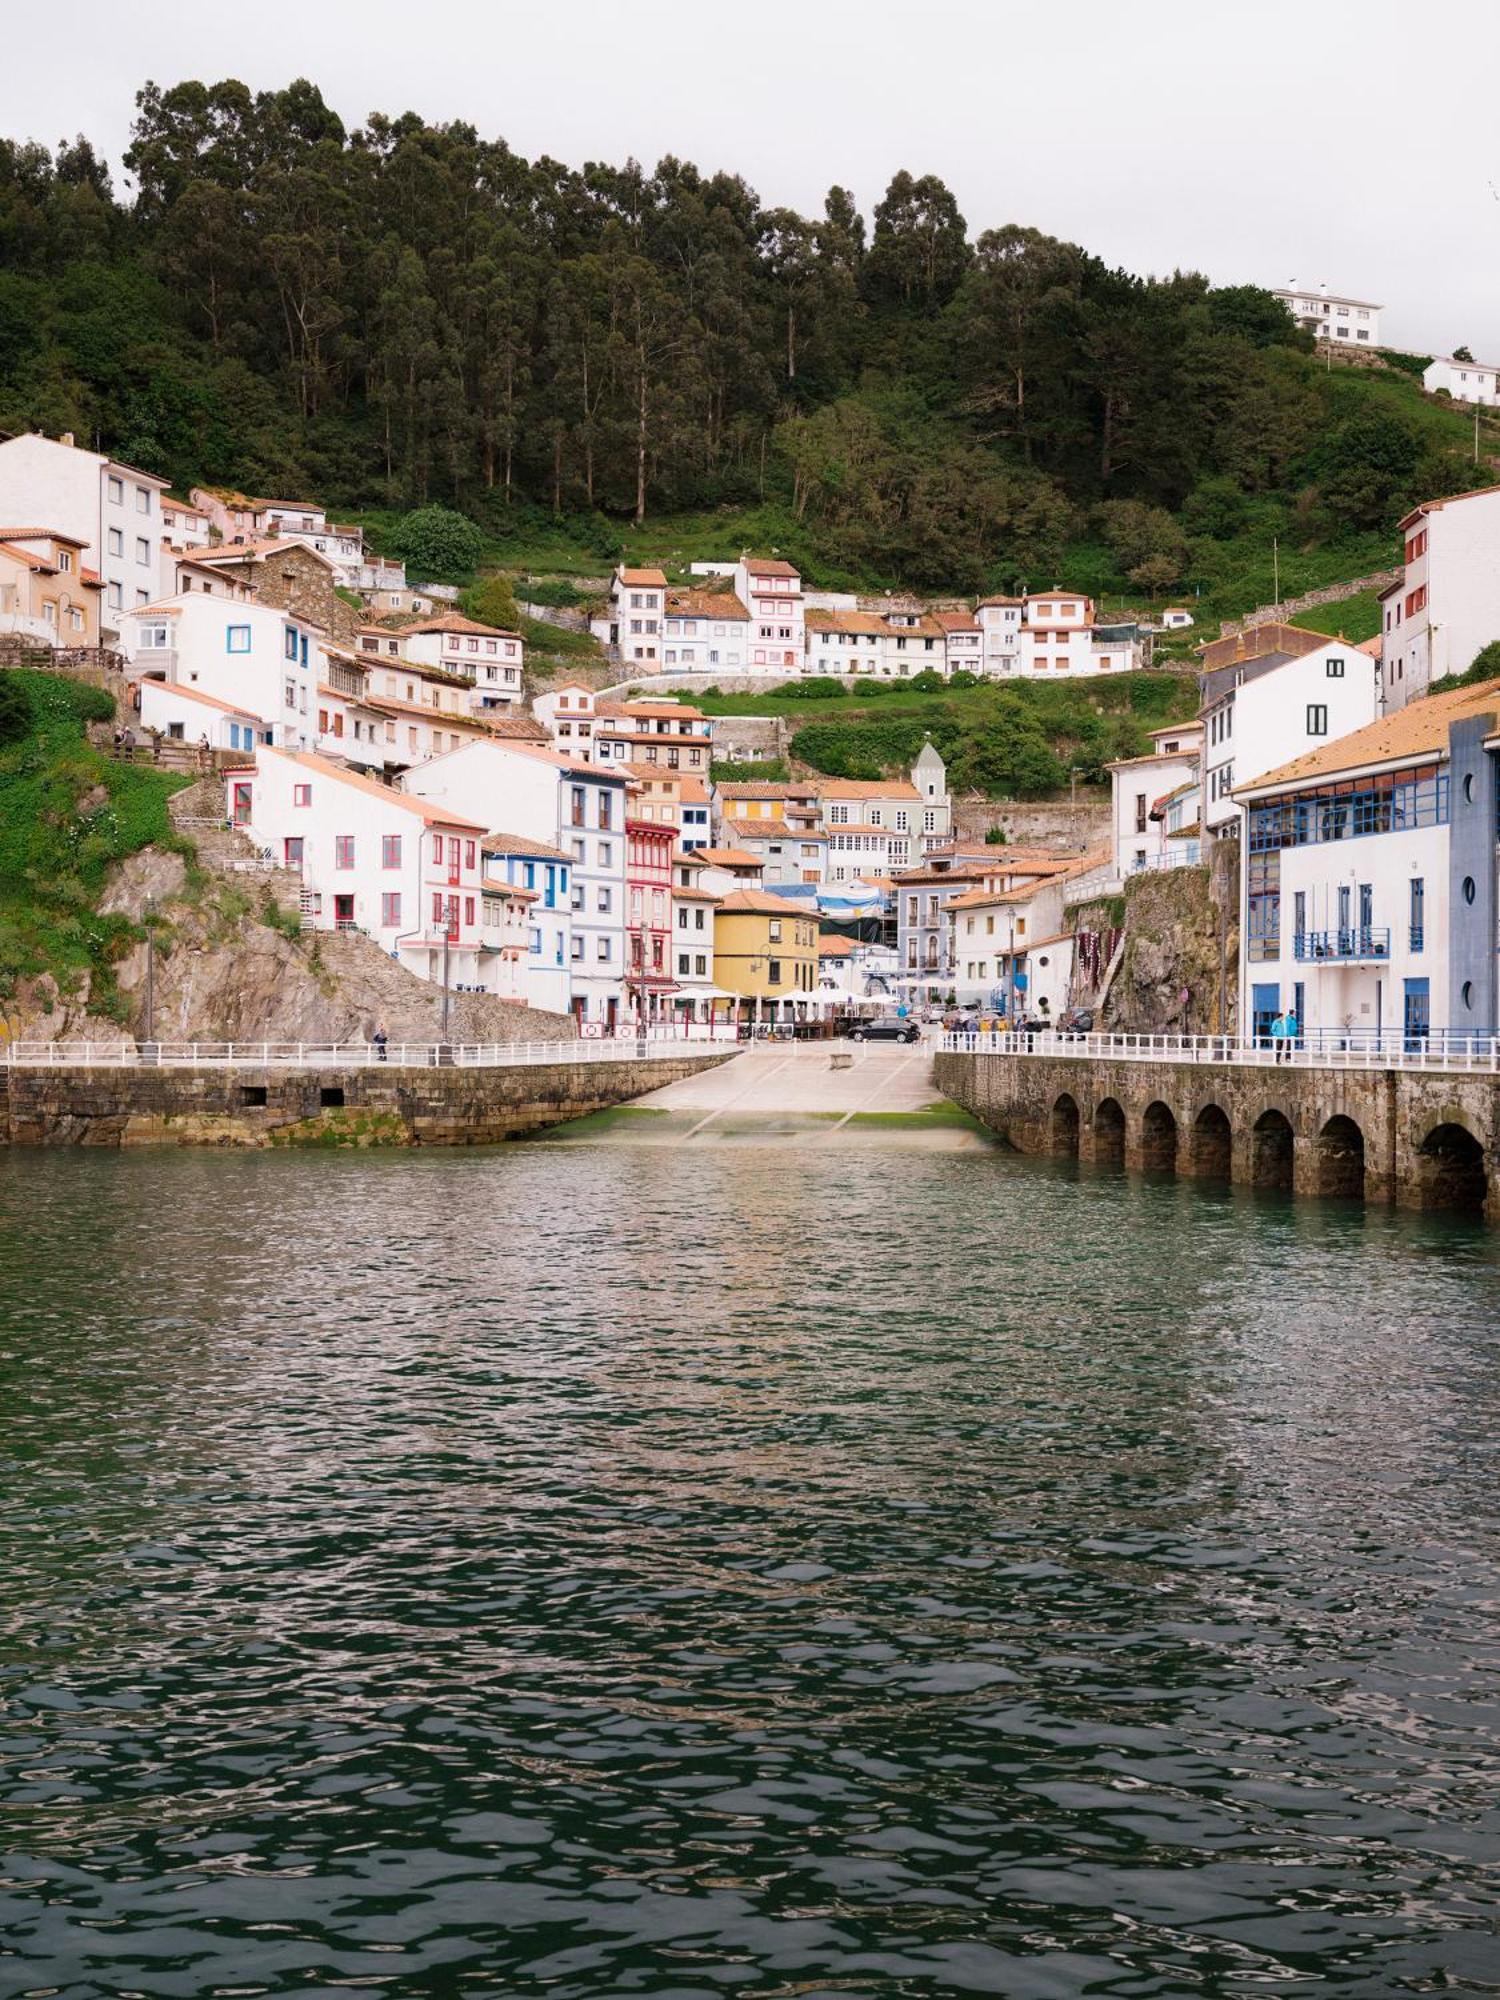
[272,750,488,829]
[618,566,668,588]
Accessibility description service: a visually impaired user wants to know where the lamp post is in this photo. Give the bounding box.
[143,895,155,1043]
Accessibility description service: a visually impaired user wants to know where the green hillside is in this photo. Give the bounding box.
[0,672,184,1018]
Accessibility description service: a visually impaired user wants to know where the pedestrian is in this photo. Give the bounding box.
[1271,1009,1287,1062]
[373,1024,389,1063]
[1284,1004,1299,1058]
[197,732,211,772]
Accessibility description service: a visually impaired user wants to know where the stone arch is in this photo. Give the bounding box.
[1251,1108,1294,1192]
[1317,1115,1366,1200]
[1092,1096,1125,1167]
[1050,1092,1080,1158]
[1190,1103,1233,1181]
[1415,1121,1487,1214]
[1141,1100,1179,1175]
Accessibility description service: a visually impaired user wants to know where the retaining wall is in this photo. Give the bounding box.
[0,1053,732,1149]
[935,1049,1499,1218]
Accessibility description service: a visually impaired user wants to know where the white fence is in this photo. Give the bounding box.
[937,1029,1500,1076]
[0,1031,740,1071]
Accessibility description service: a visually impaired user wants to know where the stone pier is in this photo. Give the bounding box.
[934,1049,1499,1219]
[0,1052,735,1148]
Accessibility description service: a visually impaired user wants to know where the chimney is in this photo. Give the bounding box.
[60,431,74,448]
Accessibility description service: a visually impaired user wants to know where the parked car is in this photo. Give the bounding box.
[1057,1008,1095,1037]
[846,1017,922,1044]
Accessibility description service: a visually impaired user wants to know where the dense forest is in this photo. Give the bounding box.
[0,78,1487,593]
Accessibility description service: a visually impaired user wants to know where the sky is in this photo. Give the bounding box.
[5,0,1499,358]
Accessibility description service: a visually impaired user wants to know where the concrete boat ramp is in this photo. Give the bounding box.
[540,1041,998,1150]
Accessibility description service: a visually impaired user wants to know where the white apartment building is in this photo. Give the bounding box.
[0,431,169,629]
[1234,675,1500,1050]
[804,607,947,678]
[734,556,804,674]
[975,597,1023,675]
[402,740,630,1028]
[591,700,714,774]
[396,613,525,710]
[1108,722,1204,877]
[122,594,328,752]
[600,566,668,667]
[229,747,489,988]
[1019,589,1097,676]
[1423,358,1500,406]
[1201,636,1379,837]
[662,588,749,672]
[481,831,575,1015]
[934,609,983,676]
[670,853,724,1022]
[1380,483,1500,713]
[1271,285,1382,345]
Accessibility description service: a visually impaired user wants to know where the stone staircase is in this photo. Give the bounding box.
[168,778,305,915]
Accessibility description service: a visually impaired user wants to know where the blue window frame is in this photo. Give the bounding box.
[1403,978,1430,1051]
[1409,877,1424,951]
[226,624,250,653]
[1252,982,1280,1047]
[284,627,298,660]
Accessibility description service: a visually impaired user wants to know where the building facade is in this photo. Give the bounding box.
[1271,286,1382,345]
[1201,636,1379,837]
[0,431,169,629]
[1380,484,1500,713]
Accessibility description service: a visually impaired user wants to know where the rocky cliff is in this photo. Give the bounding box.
[1077,843,1240,1036]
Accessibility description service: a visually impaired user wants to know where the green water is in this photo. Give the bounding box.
[1,1145,1498,1998]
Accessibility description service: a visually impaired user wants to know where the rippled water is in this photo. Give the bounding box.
[2,1143,1499,1998]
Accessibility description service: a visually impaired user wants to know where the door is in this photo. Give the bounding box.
[448,836,461,888]
[1337,885,1352,952]
[1251,982,1280,1048]
[1358,882,1373,952]
[1293,981,1305,1050]
[1403,978,1429,1052]
[334,893,355,929]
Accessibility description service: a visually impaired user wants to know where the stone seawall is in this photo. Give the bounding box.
[935,1049,1498,1217]
[0,1054,734,1149]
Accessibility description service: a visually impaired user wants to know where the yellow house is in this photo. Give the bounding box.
[713,888,820,1022]
[0,529,103,647]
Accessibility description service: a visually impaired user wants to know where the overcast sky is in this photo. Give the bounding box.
[6,0,1497,356]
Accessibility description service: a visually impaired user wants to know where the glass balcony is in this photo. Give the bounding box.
[1293,927,1392,962]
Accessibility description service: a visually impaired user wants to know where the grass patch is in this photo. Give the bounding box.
[0,671,185,1018]
[1289,589,1384,643]
[845,1101,990,1131]
[539,1103,674,1139]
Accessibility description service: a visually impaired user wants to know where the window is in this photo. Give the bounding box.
[598,886,612,913]
[678,952,691,977]
[464,840,476,870]
[293,783,311,807]
[138,623,171,649]
[1134,792,1148,834]
[107,475,124,504]
[226,624,250,652]
[464,897,475,926]
[571,785,586,827]
[285,681,297,708]
[382,834,402,869]
[597,937,611,961]
[768,959,782,984]
[333,834,355,871]
[381,892,401,927]
[1410,877,1424,951]
[135,537,150,567]
[284,627,300,660]
[598,841,612,868]
[1306,705,1328,737]
[136,486,151,514]
[598,791,613,830]
[1326,656,1345,678]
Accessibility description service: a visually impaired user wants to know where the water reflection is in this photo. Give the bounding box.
[0,1146,1497,1997]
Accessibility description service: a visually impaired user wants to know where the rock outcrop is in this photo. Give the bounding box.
[1084,843,1240,1036]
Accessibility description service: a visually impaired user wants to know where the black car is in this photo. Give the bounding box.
[846,1017,921,1044]
[1057,1009,1095,1037]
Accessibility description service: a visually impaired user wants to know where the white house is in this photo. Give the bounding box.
[0,430,170,628]
[122,594,328,752]
[136,677,265,757]
[228,746,490,989]
[481,831,574,1015]
[669,852,725,1023]
[401,740,630,1029]
[600,566,668,668]
[532,681,598,756]
[1107,722,1204,877]
[803,606,947,679]
[1271,285,1382,346]
[1019,589,1096,676]
[1233,674,1500,1051]
[734,556,804,675]
[975,597,1023,676]
[1160,607,1196,631]
[934,608,983,676]
[397,613,525,711]
[662,587,750,673]
[1423,357,1500,407]
[1380,483,1500,713]
[591,700,714,774]
[1201,635,1380,838]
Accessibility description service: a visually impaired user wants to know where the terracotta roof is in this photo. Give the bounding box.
[742,558,799,578]
[134,680,258,719]
[715,781,802,801]
[273,750,488,829]
[195,536,339,569]
[975,596,1023,609]
[617,567,667,587]
[818,937,854,956]
[596,699,709,721]
[694,847,762,867]
[401,613,522,639]
[805,608,890,637]
[671,885,720,903]
[363,693,494,731]
[480,831,574,862]
[718,887,813,916]
[0,526,88,545]
[665,587,749,620]
[1398,481,1500,533]
[932,609,981,632]
[0,544,53,572]
[816,778,922,801]
[80,567,102,588]
[1239,676,1500,794]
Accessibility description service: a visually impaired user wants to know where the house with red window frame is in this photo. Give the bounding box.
[227,746,490,991]
[1378,482,1500,715]
[625,807,677,1024]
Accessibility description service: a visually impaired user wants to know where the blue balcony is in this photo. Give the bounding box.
[1293,927,1392,963]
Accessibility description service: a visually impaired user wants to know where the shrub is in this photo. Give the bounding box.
[389,505,486,578]
[461,572,521,629]
[0,674,32,746]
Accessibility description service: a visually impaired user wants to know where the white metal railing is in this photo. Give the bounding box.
[936,1028,1500,1075]
[0,1032,741,1071]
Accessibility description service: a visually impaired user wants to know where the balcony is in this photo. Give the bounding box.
[1293,927,1392,963]
[328,661,368,699]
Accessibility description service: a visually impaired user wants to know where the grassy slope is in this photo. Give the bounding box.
[1291,589,1385,643]
[0,672,185,1019]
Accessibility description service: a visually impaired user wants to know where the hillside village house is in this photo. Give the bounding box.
[1201,635,1379,838]
[532,682,597,754]
[122,595,328,752]
[159,546,254,603]
[602,566,668,667]
[188,489,396,590]
[0,529,102,646]
[159,497,213,556]
[591,699,714,772]
[192,536,358,648]
[934,608,983,676]
[1019,589,1096,675]
[662,587,750,672]
[713,889,820,1025]
[735,556,804,673]
[894,845,1013,995]
[1232,676,1500,1051]
[625,805,676,1023]
[1380,484,1500,714]
[402,740,630,1029]
[396,613,525,710]
[1160,607,1196,631]
[136,677,264,755]
[804,604,947,678]
[713,780,828,885]
[0,431,170,628]
[976,597,1023,674]
[1270,286,1382,345]
[670,852,727,1023]
[1108,721,1204,876]
[481,831,574,1014]
[230,747,489,987]
[946,855,1104,1016]
[1422,358,1500,407]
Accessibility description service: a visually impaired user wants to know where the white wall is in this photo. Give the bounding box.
[1207,639,1379,834]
